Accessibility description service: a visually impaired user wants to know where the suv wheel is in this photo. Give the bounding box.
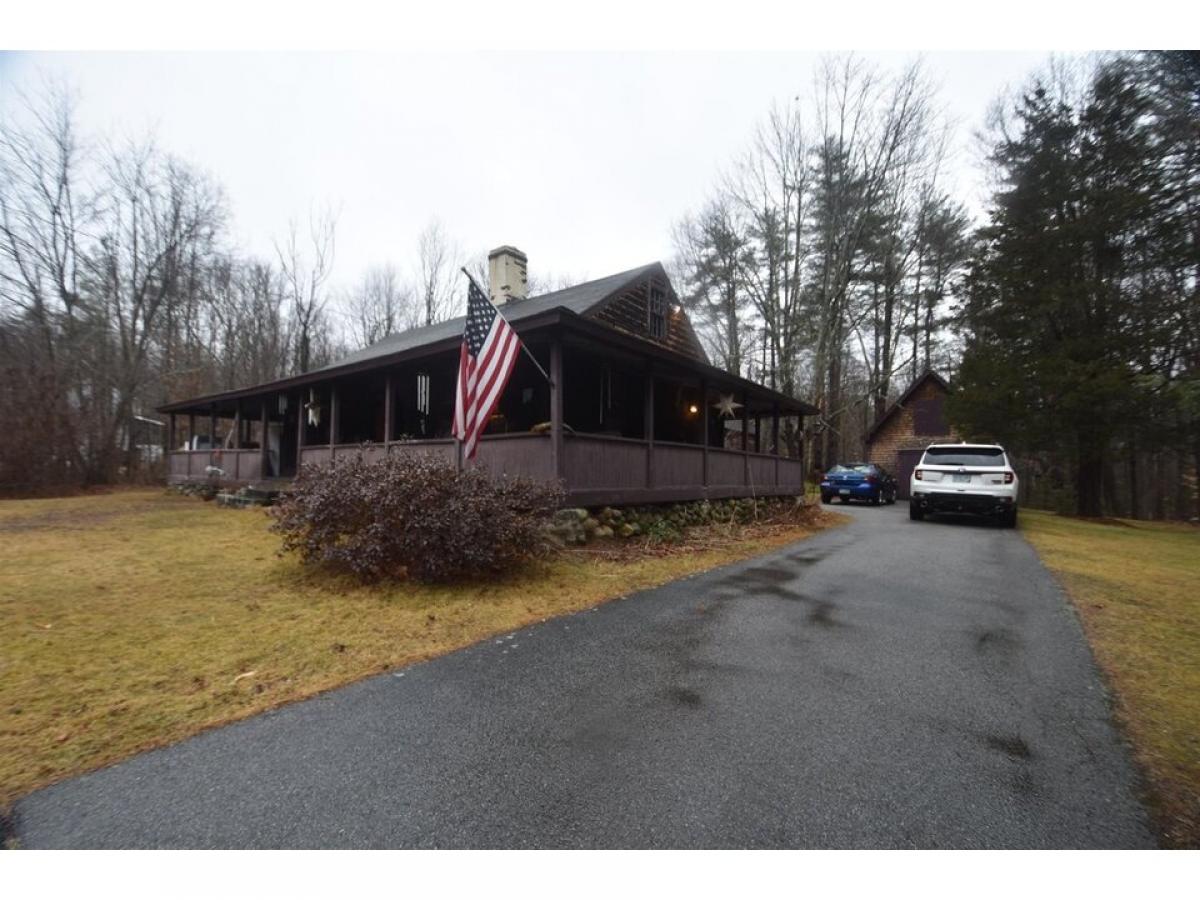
[820,492,830,504]
[1001,507,1018,528]
[909,502,924,521]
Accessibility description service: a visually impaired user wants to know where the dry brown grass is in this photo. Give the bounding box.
[0,489,840,805]
[1022,509,1200,848]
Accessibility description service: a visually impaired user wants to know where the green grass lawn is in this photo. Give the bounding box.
[0,489,837,807]
[1022,509,1200,848]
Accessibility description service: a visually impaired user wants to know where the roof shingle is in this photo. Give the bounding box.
[324,262,661,370]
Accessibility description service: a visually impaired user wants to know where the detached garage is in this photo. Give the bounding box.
[864,370,958,499]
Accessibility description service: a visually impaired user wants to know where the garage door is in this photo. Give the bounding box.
[895,448,924,500]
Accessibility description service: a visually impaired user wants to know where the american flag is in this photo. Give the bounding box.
[453,275,522,459]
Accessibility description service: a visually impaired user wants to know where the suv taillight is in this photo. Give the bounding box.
[914,469,924,480]
[865,475,877,484]
[1004,472,1014,484]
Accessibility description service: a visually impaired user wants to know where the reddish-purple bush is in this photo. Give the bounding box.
[270,450,564,583]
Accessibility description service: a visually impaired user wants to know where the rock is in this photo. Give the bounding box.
[594,525,614,539]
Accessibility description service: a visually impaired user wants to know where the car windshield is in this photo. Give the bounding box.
[829,464,872,474]
[922,447,1005,467]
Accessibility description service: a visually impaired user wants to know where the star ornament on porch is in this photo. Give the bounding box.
[713,393,743,419]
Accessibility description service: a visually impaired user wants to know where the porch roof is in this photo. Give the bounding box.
[158,262,817,417]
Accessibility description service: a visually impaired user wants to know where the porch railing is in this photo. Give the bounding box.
[167,449,263,483]
[297,433,553,480]
[168,431,805,504]
[561,433,804,505]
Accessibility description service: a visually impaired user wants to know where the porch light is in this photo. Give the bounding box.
[688,404,699,415]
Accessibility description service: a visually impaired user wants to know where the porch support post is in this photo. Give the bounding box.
[741,390,750,488]
[700,378,709,491]
[188,413,196,477]
[550,340,564,482]
[260,401,269,479]
[329,386,339,454]
[383,372,394,447]
[229,402,241,479]
[296,390,305,466]
[773,402,781,487]
[168,414,176,454]
[754,413,761,453]
[798,414,805,473]
[644,365,654,489]
[209,408,219,474]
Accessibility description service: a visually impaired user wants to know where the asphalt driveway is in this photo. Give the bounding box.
[13,503,1156,848]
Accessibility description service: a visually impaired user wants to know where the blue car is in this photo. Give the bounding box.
[820,463,898,506]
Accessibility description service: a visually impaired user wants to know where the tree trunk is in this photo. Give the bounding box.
[1075,436,1105,518]
[1152,451,1166,520]
[1126,439,1138,519]
[1102,453,1119,518]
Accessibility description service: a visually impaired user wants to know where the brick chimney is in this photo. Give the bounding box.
[487,246,528,305]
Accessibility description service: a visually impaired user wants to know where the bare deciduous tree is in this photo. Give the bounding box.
[344,263,417,348]
[1,81,227,485]
[276,206,337,374]
[415,219,461,326]
[674,55,966,471]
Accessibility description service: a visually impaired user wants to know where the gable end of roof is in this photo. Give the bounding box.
[865,370,951,444]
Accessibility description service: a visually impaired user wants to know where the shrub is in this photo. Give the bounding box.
[270,450,564,583]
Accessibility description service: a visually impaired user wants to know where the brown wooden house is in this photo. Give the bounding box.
[864,370,957,498]
[159,248,816,507]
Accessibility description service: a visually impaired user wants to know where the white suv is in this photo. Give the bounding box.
[909,443,1019,527]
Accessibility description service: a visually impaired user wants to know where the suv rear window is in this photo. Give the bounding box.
[922,447,1006,467]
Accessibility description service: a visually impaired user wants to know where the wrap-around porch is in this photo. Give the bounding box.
[163,315,812,507]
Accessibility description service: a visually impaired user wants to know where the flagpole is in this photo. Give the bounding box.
[461,267,554,386]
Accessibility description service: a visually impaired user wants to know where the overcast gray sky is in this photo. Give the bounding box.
[1,51,1049,291]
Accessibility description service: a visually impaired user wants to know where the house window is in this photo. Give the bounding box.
[648,286,667,340]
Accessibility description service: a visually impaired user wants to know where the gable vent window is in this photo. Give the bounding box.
[912,396,946,436]
[648,286,667,340]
